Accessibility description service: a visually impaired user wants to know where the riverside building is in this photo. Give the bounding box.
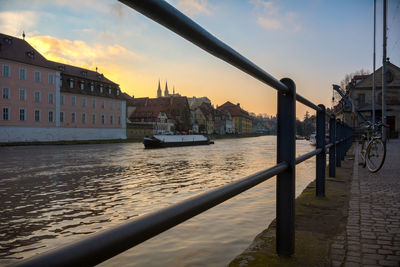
[0,33,126,142]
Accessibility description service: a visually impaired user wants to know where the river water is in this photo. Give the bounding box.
[0,136,315,266]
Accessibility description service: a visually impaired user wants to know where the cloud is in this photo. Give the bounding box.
[0,11,37,36]
[257,17,282,30]
[177,0,212,16]
[250,0,302,32]
[26,35,146,93]
[27,35,143,66]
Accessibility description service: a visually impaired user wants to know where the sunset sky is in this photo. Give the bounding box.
[1,0,399,118]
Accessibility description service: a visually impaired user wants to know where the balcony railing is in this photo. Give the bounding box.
[17,1,353,266]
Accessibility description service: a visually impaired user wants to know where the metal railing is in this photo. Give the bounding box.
[17,0,354,266]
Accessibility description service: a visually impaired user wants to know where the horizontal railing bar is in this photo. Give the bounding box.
[118,0,290,93]
[18,162,289,267]
[336,139,344,145]
[325,143,333,149]
[295,94,321,111]
[295,148,322,165]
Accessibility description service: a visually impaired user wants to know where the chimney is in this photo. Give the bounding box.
[237,103,240,107]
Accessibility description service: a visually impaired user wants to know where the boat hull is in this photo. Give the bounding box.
[143,135,212,149]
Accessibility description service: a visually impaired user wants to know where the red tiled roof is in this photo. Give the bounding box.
[0,33,55,70]
[218,101,250,119]
[0,33,119,88]
[47,60,117,85]
[128,96,190,123]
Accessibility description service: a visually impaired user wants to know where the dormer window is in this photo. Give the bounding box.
[108,88,112,94]
[80,82,84,90]
[90,83,94,92]
[4,37,12,45]
[26,51,35,59]
[69,79,74,89]
[81,71,87,77]
[117,90,120,96]
[100,85,103,93]
[58,65,65,71]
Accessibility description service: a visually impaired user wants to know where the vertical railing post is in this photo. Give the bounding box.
[316,104,326,196]
[329,114,336,177]
[336,119,342,167]
[346,125,350,153]
[276,78,296,256]
[341,122,345,161]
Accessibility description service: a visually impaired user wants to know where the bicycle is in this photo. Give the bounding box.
[359,121,386,173]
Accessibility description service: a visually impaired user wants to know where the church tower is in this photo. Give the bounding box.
[157,79,162,98]
[164,81,169,97]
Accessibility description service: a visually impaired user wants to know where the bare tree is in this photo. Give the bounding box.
[332,68,371,106]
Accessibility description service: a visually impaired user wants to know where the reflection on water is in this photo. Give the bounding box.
[0,136,315,266]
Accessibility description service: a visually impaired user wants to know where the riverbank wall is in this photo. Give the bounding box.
[0,133,269,146]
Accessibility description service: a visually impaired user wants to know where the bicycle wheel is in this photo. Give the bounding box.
[365,138,386,173]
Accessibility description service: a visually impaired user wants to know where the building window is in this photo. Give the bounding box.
[34,92,41,103]
[2,88,10,99]
[71,112,76,123]
[92,99,96,108]
[90,83,94,92]
[2,65,10,77]
[118,116,121,125]
[101,100,105,109]
[61,94,65,105]
[108,88,112,94]
[110,115,113,125]
[34,71,41,82]
[48,93,54,104]
[2,107,10,120]
[48,74,55,85]
[19,68,26,80]
[60,111,64,123]
[110,101,113,110]
[19,89,26,101]
[359,94,365,105]
[100,85,103,93]
[34,110,41,122]
[70,80,74,89]
[80,82,84,90]
[82,98,87,107]
[71,96,76,106]
[117,90,120,96]
[101,114,105,124]
[49,111,54,122]
[92,114,96,124]
[19,109,25,121]
[82,113,86,124]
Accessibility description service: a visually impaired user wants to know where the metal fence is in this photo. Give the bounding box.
[17,1,353,266]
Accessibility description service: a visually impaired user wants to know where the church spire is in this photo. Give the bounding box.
[157,79,162,98]
[164,81,169,97]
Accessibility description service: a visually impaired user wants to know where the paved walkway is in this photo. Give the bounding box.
[330,139,400,266]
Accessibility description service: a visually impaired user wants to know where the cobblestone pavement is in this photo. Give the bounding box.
[330,139,400,266]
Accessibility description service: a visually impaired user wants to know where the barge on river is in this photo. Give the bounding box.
[143,134,213,149]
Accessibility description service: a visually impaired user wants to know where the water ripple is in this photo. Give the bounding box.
[0,136,315,266]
